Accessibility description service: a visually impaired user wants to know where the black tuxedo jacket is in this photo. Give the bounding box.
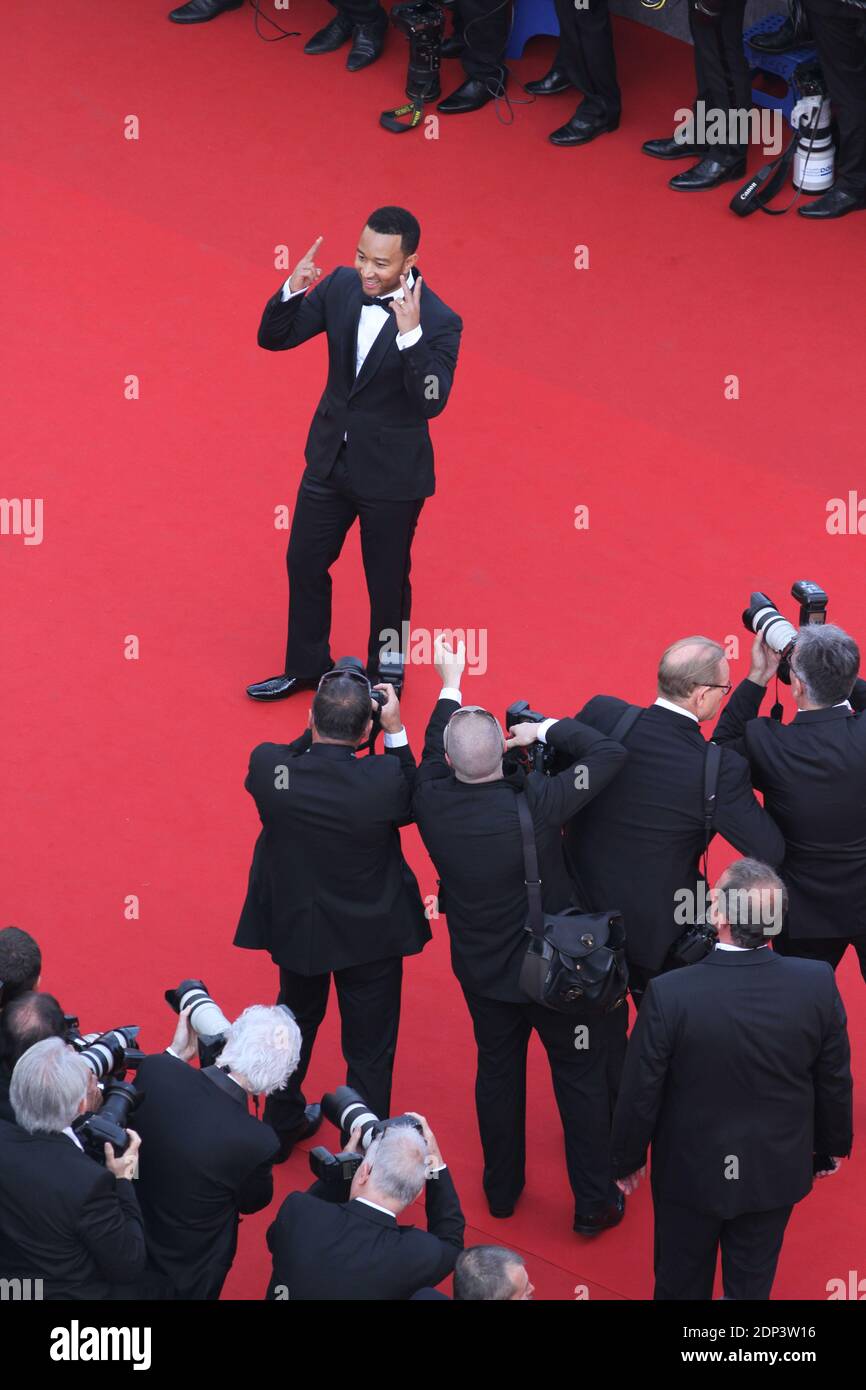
[411,697,628,1002]
[265,1168,464,1300]
[714,677,866,939]
[132,1054,279,1300]
[0,1119,146,1299]
[611,948,853,1217]
[235,734,430,975]
[258,266,462,502]
[562,697,785,972]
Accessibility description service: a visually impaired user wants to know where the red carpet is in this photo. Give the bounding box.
[3,0,864,1301]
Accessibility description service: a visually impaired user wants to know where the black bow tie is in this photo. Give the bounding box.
[360,292,396,308]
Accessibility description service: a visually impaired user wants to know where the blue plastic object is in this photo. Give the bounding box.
[506,0,559,60]
[744,13,818,123]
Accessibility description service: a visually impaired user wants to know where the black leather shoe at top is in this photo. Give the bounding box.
[573,1189,625,1236]
[346,18,387,71]
[437,76,504,114]
[748,16,809,52]
[168,0,242,21]
[271,1104,323,1165]
[669,154,746,191]
[524,66,571,96]
[549,111,619,146]
[798,187,866,219]
[246,673,324,701]
[642,135,708,161]
[303,11,353,53]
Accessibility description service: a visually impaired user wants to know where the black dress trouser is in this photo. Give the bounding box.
[462,989,627,1215]
[653,1197,793,1300]
[554,0,621,122]
[773,930,866,983]
[263,956,404,1134]
[285,446,424,678]
[328,0,387,25]
[804,0,866,195]
[459,0,512,80]
[689,0,752,152]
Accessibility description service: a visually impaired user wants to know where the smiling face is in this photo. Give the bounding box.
[354,224,417,297]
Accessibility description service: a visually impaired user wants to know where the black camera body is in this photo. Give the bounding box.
[742,580,828,683]
[73,1079,142,1162]
[391,0,445,103]
[504,700,558,775]
[309,1086,424,1188]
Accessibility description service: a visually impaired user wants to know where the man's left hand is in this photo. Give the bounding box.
[169,1006,197,1063]
[375,684,403,735]
[616,1166,646,1195]
[390,274,422,334]
[505,722,541,751]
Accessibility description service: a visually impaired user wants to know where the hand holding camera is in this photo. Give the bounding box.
[748,632,783,687]
[105,1128,141,1182]
[374,683,403,735]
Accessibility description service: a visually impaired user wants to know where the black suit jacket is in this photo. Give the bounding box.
[411,697,628,1002]
[265,1168,464,1301]
[258,266,462,502]
[132,1054,279,1300]
[611,948,853,1217]
[562,697,785,972]
[713,678,866,938]
[0,1119,146,1299]
[235,734,430,975]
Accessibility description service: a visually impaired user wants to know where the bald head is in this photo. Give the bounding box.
[658,636,725,700]
[445,709,504,783]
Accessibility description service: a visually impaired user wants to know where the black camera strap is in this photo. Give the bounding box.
[516,791,545,938]
[610,704,644,743]
[701,741,722,880]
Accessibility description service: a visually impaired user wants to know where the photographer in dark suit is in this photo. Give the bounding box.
[266,1110,464,1299]
[412,640,629,1232]
[612,859,853,1300]
[235,669,430,1157]
[133,1004,299,1300]
[247,207,462,701]
[0,991,66,1123]
[714,625,866,978]
[0,1038,147,1299]
[564,636,784,1004]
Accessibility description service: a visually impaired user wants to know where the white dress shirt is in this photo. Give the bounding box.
[654,696,699,723]
[280,267,423,373]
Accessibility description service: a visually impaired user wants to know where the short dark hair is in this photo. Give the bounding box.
[790,625,860,708]
[311,678,371,742]
[453,1246,524,1301]
[366,206,421,255]
[0,991,66,1070]
[0,927,42,1007]
[715,859,788,949]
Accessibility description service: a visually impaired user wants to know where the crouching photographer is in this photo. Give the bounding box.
[0,1037,148,1299]
[132,995,302,1300]
[0,991,67,1122]
[266,1091,464,1299]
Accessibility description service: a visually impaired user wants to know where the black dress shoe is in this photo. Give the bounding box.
[669,154,746,190]
[549,110,619,146]
[749,16,809,52]
[642,135,708,160]
[798,186,866,219]
[525,66,571,96]
[245,673,323,701]
[573,1190,625,1236]
[303,11,353,53]
[437,76,504,114]
[441,34,465,57]
[271,1104,323,1164]
[346,18,387,70]
[168,0,242,21]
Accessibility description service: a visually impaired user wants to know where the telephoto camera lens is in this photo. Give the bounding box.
[164,979,231,1045]
[72,1027,142,1080]
[741,592,799,657]
[321,1086,382,1150]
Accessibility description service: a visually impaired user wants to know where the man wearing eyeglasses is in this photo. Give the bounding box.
[412,639,630,1234]
[563,637,785,1007]
[234,666,430,1160]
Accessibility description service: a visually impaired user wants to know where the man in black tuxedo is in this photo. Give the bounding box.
[412,640,630,1232]
[544,0,621,147]
[612,858,853,1300]
[563,635,784,1004]
[799,0,866,219]
[642,0,752,191]
[0,1038,147,1299]
[714,624,866,978]
[247,207,462,702]
[132,1004,299,1300]
[235,669,430,1157]
[266,1111,464,1299]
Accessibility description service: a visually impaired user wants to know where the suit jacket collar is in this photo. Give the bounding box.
[203,1065,249,1108]
[644,703,706,739]
[343,1197,401,1227]
[308,742,357,760]
[701,947,777,966]
[792,704,855,725]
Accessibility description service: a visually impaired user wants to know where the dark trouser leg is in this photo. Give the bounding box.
[627,960,658,1011]
[332,0,387,23]
[531,1003,619,1214]
[653,1197,720,1299]
[554,0,621,122]
[284,462,358,676]
[605,998,629,1109]
[719,1205,792,1299]
[690,0,750,153]
[459,0,511,80]
[462,990,532,1210]
[333,956,404,1118]
[804,3,866,195]
[773,934,848,968]
[263,968,331,1132]
[356,492,424,678]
